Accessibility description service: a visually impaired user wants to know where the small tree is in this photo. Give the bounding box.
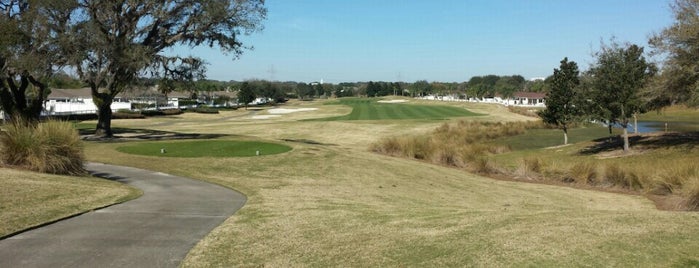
[237,82,255,110]
[589,41,655,152]
[538,57,581,145]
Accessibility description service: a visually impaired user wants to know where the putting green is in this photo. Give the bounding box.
[116,140,292,157]
[315,98,481,121]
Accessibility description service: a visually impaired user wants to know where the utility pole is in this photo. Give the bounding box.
[267,64,276,81]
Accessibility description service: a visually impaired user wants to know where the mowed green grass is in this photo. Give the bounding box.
[117,140,292,157]
[497,126,622,151]
[316,98,481,121]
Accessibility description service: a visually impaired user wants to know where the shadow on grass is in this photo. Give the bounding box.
[280,138,337,146]
[79,127,227,142]
[88,171,133,184]
[579,131,699,155]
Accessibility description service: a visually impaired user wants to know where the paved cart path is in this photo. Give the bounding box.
[0,162,245,268]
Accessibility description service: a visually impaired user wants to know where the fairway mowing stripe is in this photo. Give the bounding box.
[367,103,381,120]
[434,106,462,117]
[401,105,421,119]
[315,99,480,121]
[412,105,441,118]
[346,104,362,120]
[382,104,400,119]
[352,104,368,120]
[392,104,410,119]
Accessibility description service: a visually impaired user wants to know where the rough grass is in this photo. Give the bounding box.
[78,100,699,266]
[0,167,141,237]
[315,98,482,121]
[1,120,85,175]
[371,120,538,173]
[494,130,699,211]
[116,140,292,157]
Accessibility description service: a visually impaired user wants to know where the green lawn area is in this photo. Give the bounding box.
[639,105,699,122]
[314,98,482,121]
[117,140,292,157]
[497,126,622,151]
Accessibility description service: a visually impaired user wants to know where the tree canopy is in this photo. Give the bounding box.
[237,82,255,109]
[589,41,655,152]
[0,0,73,122]
[650,0,699,108]
[62,0,266,137]
[538,58,581,145]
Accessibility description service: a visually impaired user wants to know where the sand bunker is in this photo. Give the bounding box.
[267,108,319,114]
[251,115,282,119]
[377,100,408,103]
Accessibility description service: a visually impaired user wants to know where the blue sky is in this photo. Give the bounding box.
[180,0,673,83]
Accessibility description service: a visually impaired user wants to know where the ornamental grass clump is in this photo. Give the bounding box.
[0,119,85,175]
[568,161,598,185]
[371,120,532,174]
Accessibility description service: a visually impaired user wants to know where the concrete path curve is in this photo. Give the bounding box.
[0,162,245,267]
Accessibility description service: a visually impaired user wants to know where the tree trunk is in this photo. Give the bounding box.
[95,97,114,138]
[563,125,569,145]
[633,113,638,134]
[622,124,630,152]
[607,121,613,143]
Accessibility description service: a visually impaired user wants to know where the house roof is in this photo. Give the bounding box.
[48,88,236,99]
[513,92,546,99]
[48,88,94,99]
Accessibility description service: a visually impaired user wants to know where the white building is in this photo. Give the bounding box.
[45,88,131,115]
[419,91,546,107]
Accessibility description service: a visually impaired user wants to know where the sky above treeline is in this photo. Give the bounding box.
[176,0,674,83]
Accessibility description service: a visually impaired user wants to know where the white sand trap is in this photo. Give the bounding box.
[377,100,408,103]
[267,108,319,114]
[251,115,282,119]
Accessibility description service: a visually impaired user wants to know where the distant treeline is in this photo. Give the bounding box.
[48,73,552,100]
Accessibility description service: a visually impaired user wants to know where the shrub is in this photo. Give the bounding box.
[140,109,183,117]
[370,137,402,156]
[0,119,85,175]
[516,157,544,179]
[113,112,146,119]
[683,177,699,211]
[189,107,219,114]
[431,142,463,168]
[650,165,691,195]
[568,162,597,185]
[473,157,497,174]
[604,164,642,189]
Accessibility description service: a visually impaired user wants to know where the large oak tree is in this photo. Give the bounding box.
[0,0,73,122]
[65,0,266,137]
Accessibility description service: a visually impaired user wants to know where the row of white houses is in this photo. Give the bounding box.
[43,88,241,116]
[418,92,547,107]
[1,89,546,119]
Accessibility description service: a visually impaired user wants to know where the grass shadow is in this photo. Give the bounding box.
[80,127,228,142]
[280,138,337,146]
[88,171,133,184]
[579,131,699,155]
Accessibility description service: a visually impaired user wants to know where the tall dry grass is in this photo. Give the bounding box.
[371,121,538,173]
[0,119,85,175]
